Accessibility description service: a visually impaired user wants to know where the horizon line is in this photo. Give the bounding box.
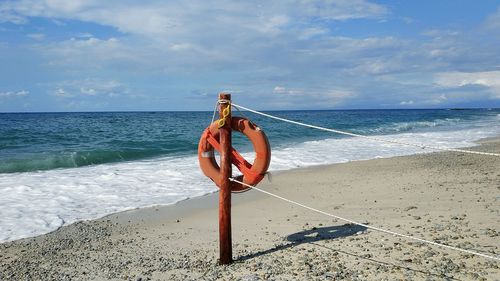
[1,107,499,114]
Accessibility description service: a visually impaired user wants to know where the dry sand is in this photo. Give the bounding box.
[1,139,499,280]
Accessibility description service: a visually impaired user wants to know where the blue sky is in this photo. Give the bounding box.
[1,0,500,112]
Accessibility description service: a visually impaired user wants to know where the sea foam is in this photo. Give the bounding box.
[0,124,499,243]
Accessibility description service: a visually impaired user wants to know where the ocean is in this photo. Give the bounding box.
[1,108,499,242]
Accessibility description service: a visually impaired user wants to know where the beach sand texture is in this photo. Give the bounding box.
[1,139,499,280]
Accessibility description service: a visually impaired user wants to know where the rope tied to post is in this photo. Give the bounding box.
[210,98,232,126]
[217,104,232,128]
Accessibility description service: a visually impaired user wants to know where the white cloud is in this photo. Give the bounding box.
[220,89,242,94]
[52,88,71,97]
[38,37,128,68]
[273,86,302,95]
[323,89,352,99]
[49,79,125,98]
[2,1,396,79]
[269,86,354,108]
[0,90,29,97]
[398,95,448,106]
[169,43,197,52]
[298,27,329,40]
[400,100,414,105]
[484,7,500,30]
[0,0,388,37]
[256,15,290,35]
[71,37,117,47]
[80,87,96,95]
[400,16,413,24]
[434,71,500,98]
[273,86,286,94]
[27,33,45,40]
[77,32,93,38]
[2,1,500,110]
[426,94,447,105]
[299,0,388,21]
[421,29,460,38]
[0,10,27,24]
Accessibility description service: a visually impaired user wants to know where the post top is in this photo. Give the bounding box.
[219,92,231,100]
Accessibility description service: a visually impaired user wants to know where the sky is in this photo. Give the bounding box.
[1,0,500,112]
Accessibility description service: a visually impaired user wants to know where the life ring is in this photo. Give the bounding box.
[198,117,271,192]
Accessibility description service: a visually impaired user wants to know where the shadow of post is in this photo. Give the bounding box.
[287,224,367,244]
[238,224,366,261]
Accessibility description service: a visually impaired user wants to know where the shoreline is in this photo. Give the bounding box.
[1,138,500,280]
[1,124,499,244]
[98,135,500,226]
[67,134,500,225]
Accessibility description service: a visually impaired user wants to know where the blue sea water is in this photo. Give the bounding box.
[1,108,499,242]
[2,109,499,173]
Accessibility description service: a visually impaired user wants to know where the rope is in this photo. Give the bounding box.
[233,102,251,120]
[210,102,218,125]
[210,99,232,125]
[231,103,500,157]
[229,178,500,262]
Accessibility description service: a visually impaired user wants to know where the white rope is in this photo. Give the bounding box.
[210,99,232,124]
[231,103,500,157]
[229,178,500,262]
[233,102,251,121]
[210,102,218,125]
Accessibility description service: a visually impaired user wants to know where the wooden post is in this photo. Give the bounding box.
[218,93,232,265]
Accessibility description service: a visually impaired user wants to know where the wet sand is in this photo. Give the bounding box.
[1,139,499,280]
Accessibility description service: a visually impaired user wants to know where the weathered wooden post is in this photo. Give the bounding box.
[198,93,270,265]
[218,93,232,265]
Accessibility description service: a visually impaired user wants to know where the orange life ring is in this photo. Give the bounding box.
[198,117,271,192]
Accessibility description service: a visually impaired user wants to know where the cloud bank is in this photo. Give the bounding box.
[0,1,499,111]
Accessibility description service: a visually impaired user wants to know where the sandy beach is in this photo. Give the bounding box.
[1,139,499,280]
